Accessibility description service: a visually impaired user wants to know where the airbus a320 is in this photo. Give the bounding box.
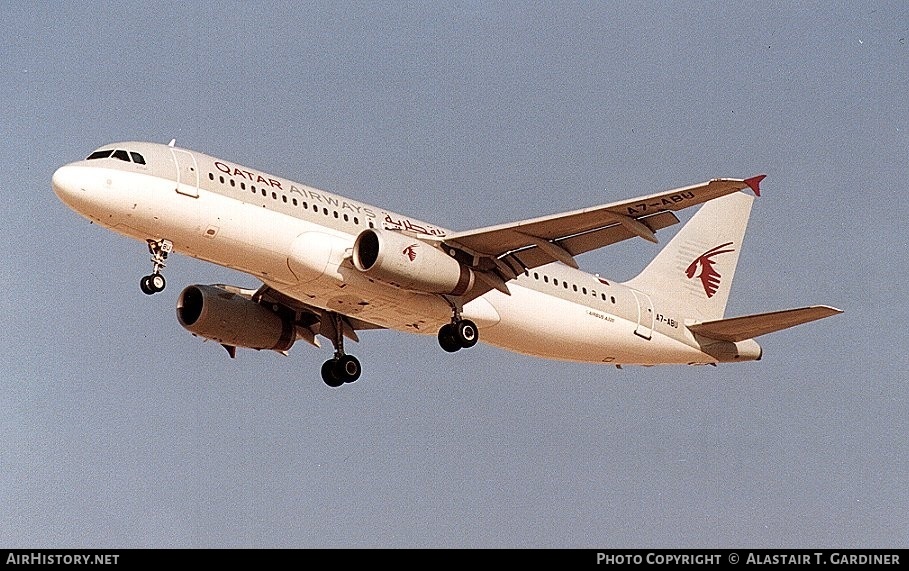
[52,141,841,387]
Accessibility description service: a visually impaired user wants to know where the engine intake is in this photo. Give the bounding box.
[352,229,473,295]
[176,285,295,351]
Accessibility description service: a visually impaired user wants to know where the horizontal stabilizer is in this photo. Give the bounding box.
[687,305,842,342]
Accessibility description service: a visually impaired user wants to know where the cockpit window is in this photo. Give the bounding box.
[85,148,147,165]
[86,150,114,160]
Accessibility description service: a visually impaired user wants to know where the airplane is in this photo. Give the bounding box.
[52,141,842,387]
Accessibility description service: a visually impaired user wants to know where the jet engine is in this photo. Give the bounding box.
[351,229,474,295]
[176,285,295,351]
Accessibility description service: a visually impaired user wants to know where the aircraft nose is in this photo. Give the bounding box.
[52,164,81,202]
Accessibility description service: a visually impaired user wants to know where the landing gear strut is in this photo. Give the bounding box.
[140,238,172,295]
[437,299,479,353]
[321,312,362,387]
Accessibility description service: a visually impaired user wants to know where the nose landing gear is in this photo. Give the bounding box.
[140,238,172,295]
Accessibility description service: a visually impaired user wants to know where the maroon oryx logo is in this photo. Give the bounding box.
[686,242,735,298]
[403,244,418,262]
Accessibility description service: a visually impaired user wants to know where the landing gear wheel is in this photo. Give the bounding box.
[321,359,345,388]
[150,273,166,292]
[321,355,361,386]
[455,319,479,348]
[320,312,364,387]
[140,273,165,294]
[140,276,154,295]
[334,355,361,384]
[438,323,461,353]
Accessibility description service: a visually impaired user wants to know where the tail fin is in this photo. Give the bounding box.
[624,192,754,320]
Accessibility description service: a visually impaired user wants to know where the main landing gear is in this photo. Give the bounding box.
[321,313,362,388]
[140,238,172,295]
[437,300,479,353]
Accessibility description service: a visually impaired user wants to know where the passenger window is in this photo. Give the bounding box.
[240,182,246,190]
[208,173,214,181]
[573,284,578,292]
[354,217,359,225]
[272,192,277,199]
[563,282,568,289]
[86,150,113,160]
[230,179,235,187]
[129,152,146,165]
[601,294,607,301]
[611,296,616,304]
[293,198,298,206]
[534,272,539,280]
[282,195,287,203]
[333,211,338,219]
[582,287,587,294]
[343,214,349,222]
[111,149,130,162]
[553,279,559,286]
[544,276,549,283]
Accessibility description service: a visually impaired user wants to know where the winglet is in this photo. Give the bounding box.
[744,174,766,197]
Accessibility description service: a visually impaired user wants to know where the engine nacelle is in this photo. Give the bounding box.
[352,229,474,295]
[176,285,295,351]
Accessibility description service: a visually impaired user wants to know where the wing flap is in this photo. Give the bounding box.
[687,305,842,342]
[253,284,386,335]
[557,210,678,257]
[499,210,679,270]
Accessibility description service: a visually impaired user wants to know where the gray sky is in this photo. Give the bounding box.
[1,1,904,547]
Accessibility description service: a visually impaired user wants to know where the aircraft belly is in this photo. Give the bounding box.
[480,284,711,365]
[178,195,303,284]
[113,177,316,285]
[269,274,453,334]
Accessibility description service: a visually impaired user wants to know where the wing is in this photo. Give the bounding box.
[439,175,764,296]
[253,284,385,346]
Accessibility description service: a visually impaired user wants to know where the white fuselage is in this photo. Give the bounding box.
[53,141,758,365]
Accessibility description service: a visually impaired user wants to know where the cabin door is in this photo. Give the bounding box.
[170,147,199,198]
[630,290,654,340]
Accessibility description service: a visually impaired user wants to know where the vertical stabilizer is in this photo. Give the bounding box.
[624,192,754,320]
